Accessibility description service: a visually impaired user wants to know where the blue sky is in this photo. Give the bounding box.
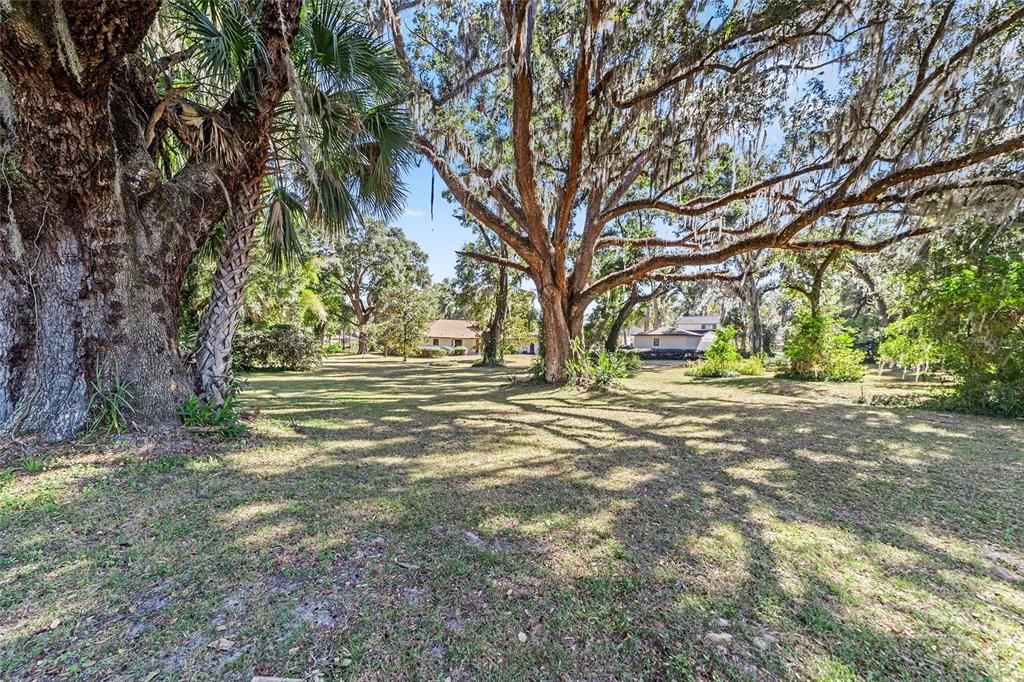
[394,161,474,281]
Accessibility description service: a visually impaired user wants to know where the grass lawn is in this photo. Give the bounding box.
[2,355,1023,680]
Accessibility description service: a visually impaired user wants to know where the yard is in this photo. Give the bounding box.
[2,356,1023,680]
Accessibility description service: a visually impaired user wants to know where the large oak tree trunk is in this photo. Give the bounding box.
[536,276,585,383]
[194,176,266,404]
[0,2,187,440]
[0,1,301,441]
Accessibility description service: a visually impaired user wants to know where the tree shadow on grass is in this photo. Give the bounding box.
[1,356,1022,680]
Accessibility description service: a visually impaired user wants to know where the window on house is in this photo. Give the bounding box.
[454,339,463,346]
[653,338,660,347]
[432,338,439,346]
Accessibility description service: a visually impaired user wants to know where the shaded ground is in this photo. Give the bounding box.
[1,355,1022,680]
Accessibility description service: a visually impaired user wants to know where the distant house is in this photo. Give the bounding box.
[424,319,481,352]
[633,315,721,352]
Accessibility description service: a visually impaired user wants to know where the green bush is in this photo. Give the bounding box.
[907,251,1024,417]
[450,346,469,356]
[782,310,866,382]
[234,324,323,370]
[704,326,742,364]
[178,393,248,438]
[323,341,344,355]
[418,346,451,358]
[620,350,643,371]
[735,357,766,376]
[687,358,739,378]
[86,361,136,435]
[686,327,763,378]
[566,339,635,389]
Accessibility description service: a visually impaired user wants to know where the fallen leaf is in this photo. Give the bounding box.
[517,631,527,643]
[395,559,420,570]
[48,619,60,630]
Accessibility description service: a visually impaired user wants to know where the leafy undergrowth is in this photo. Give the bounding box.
[1,355,1022,680]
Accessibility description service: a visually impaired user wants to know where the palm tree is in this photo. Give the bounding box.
[170,0,413,403]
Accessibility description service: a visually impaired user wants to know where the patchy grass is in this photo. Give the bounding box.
[2,355,1023,680]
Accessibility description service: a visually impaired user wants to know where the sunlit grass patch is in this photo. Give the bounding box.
[1,355,1021,680]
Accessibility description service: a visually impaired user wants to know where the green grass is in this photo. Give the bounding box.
[1,355,1023,680]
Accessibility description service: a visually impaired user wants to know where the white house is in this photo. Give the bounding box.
[633,315,720,351]
[424,319,481,352]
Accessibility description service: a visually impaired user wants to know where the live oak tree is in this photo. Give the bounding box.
[373,279,437,360]
[324,219,429,353]
[1,0,303,440]
[380,0,1024,381]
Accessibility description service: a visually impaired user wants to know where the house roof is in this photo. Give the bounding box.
[426,319,481,339]
[675,315,721,325]
[634,326,711,337]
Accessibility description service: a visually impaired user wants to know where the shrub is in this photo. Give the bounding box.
[529,353,547,381]
[178,393,248,438]
[782,310,866,382]
[234,324,323,370]
[631,348,698,361]
[418,346,450,358]
[450,346,469,356]
[620,350,644,371]
[87,359,135,435]
[565,339,635,389]
[734,357,766,376]
[704,326,742,364]
[323,341,344,355]
[686,326,763,378]
[907,250,1024,417]
[688,359,740,378]
[758,353,788,372]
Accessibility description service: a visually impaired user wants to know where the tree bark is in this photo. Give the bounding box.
[480,260,509,366]
[749,285,765,354]
[194,176,266,404]
[0,1,302,440]
[605,293,638,353]
[538,283,574,382]
[604,284,656,353]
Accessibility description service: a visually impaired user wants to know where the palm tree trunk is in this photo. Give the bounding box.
[194,177,265,404]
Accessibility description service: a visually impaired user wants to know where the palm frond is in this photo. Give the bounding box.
[264,183,305,270]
